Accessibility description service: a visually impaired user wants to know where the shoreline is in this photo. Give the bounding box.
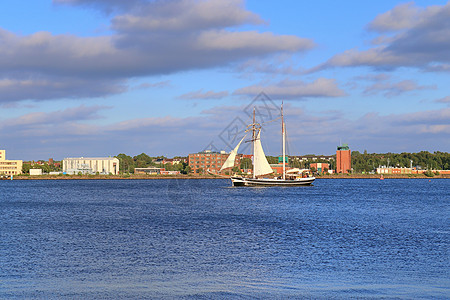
[7,174,450,180]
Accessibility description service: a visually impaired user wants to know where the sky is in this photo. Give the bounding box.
[0,0,449,161]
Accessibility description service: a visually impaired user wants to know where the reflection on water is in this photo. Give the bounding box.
[1,179,449,298]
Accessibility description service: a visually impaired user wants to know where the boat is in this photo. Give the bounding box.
[219,103,315,187]
[0,174,13,180]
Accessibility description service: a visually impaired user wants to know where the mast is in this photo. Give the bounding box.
[252,107,256,179]
[282,102,286,180]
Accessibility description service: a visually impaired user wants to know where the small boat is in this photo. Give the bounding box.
[220,103,315,187]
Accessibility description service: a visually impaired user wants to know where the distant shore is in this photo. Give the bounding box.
[321,174,450,179]
[8,173,449,180]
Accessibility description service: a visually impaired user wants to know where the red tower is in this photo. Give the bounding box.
[336,144,351,173]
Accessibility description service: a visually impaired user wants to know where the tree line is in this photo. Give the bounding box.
[114,151,450,174]
[20,151,450,174]
[351,151,450,173]
[116,153,191,174]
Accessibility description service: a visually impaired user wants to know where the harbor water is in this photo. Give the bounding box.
[1,179,449,299]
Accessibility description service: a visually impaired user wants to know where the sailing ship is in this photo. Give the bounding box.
[219,104,315,187]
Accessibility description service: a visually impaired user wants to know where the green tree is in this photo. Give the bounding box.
[424,170,435,177]
[348,151,450,173]
[240,157,253,170]
[116,153,135,173]
[182,165,191,174]
[134,153,153,168]
[22,163,32,174]
[266,156,279,164]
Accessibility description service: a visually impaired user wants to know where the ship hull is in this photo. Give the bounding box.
[231,176,315,187]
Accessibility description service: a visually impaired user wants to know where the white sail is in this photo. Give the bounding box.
[219,134,247,171]
[253,130,273,177]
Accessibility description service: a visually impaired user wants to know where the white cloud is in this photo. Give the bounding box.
[393,107,450,126]
[363,80,436,97]
[367,2,424,32]
[310,2,450,72]
[1,104,449,159]
[353,73,391,82]
[197,30,313,52]
[111,0,264,33]
[0,0,316,103]
[426,63,450,72]
[435,96,450,103]
[2,105,107,127]
[0,76,126,103]
[235,58,305,76]
[53,0,145,14]
[234,78,346,99]
[134,81,171,89]
[178,89,229,100]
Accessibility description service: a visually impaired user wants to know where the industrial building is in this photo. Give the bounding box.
[0,150,23,175]
[336,144,351,173]
[269,156,288,174]
[376,167,450,175]
[63,157,119,175]
[310,162,330,173]
[30,169,43,176]
[134,167,164,174]
[188,150,246,174]
[292,155,334,162]
[134,167,180,175]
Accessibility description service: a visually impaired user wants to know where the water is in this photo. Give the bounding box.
[1,179,449,299]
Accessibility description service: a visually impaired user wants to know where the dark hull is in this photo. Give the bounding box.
[231,176,315,186]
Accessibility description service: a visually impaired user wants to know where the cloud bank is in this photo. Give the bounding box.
[178,89,229,100]
[310,2,450,72]
[0,0,315,103]
[2,104,448,160]
[234,78,346,100]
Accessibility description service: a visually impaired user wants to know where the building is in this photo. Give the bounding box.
[135,167,164,174]
[292,155,334,162]
[161,158,187,165]
[174,158,188,164]
[48,158,61,168]
[310,162,330,173]
[336,144,351,173]
[376,167,450,175]
[63,157,119,175]
[162,159,174,165]
[188,150,244,174]
[0,150,23,175]
[30,169,43,176]
[135,167,181,175]
[377,167,412,174]
[270,156,289,174]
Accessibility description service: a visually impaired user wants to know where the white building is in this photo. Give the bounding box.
[30,169,43,176]
[0,150,23,175]
[63,157,119,175]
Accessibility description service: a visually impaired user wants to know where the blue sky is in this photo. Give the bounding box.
[0,0,449,160]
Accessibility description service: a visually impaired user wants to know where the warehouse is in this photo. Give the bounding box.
[63,157,119,175]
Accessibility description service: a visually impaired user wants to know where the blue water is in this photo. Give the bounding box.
[0,179,449,299]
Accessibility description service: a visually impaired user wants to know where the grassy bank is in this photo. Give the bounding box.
[11,174,224,180]
[10,173,450,180]
[317,173,450,179]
